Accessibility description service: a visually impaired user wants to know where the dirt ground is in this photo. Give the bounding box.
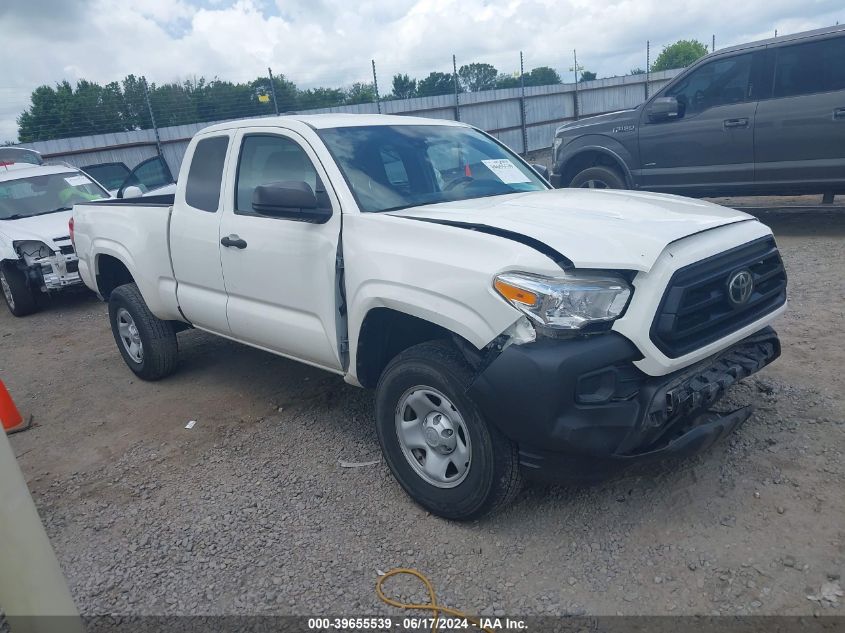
[2,211,844,618]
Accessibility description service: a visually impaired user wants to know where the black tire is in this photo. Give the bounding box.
[0,262,38,317]
[108,283,178,380]
[375,340,522,520]
[569,165,627,189]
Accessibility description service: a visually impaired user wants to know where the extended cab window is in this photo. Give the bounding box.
[185,136,229,212]
[235,135,320,215]
[665,54,752,116]
[774,36,845,97]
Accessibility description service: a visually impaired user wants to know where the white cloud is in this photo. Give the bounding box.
[1,0,842,142]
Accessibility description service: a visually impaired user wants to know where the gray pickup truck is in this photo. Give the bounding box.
[551,25,845,199]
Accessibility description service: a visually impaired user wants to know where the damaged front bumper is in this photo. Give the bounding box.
[18,243,82,292]
[467,326,780,480]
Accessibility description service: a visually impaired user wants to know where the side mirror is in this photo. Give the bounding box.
[122,185,144,199]
[530,163,550,181]
[647,97,680,122]
[252,181,331,223]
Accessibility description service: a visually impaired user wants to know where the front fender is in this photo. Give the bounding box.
[0,235,17,261]
[557,135,637,187]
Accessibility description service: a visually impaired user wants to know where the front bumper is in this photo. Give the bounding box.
[21,253,82,292]
[468,327,780,480]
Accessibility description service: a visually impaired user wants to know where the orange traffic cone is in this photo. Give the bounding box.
[0,379,30,434]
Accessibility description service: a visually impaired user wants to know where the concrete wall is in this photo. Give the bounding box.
[19,69,681,176]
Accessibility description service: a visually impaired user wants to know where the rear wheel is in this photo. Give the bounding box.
[569,165,627,190]
[0,262,38,317]
[375,341,522,520]
[108,283,178,380]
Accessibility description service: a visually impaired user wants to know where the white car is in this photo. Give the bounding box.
[0,162,110,315]
[72,114,786,519]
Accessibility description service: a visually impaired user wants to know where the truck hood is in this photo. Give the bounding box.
[0,210,73,248]
[390,189,753,272]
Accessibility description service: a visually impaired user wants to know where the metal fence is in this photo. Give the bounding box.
[19,69,681,176]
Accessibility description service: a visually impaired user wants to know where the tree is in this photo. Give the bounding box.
[651,39,708,72]
[579,70,597,82]
[297,87,346,110]
[629,67,646,75]
[417,72,455,97]
[458,63,498,92]
[525,66,562,86]
[345,82,376,105]
[391,74,417,100]
[495,73,520,89]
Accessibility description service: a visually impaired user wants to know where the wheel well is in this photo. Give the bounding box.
[356,308,464,388]
[561,150,627,187]
[96,255,134,298]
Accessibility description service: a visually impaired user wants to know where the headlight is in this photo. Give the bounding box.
[13,240,53,261]
[494,271,631,331]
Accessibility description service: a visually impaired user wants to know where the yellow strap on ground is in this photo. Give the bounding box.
[375,568,494,633]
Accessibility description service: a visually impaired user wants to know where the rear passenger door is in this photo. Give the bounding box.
[754,34,845,190]
[218,128,344,371]
[170,134,232,334]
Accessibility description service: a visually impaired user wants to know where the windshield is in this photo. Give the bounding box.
[0,171,108,220]
[318,125,547,213]
[0,147,43,166]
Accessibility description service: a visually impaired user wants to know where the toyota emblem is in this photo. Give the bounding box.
[727,270,754,305]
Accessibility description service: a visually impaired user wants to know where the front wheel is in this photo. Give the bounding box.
[0,262,38,317]
[569,165,627,190]
[108,283,178,380]
[375,341,522,520]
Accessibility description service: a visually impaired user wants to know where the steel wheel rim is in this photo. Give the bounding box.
[0,271,14,310]
[395,386,472,488]
[580,179,609,189]
[116,308,143,363]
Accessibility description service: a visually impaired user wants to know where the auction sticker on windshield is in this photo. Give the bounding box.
[481,159,531,184]
[64,175,92,187]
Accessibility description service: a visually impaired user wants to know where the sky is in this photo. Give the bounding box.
[1,0,842,142]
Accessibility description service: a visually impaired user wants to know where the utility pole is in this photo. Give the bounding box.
[645,41,650,100]
[712,34,716,53]
[371,59,382,114]
[519,51,528,155]
[453,54,461,122]
[569,49,583,120]
[142,76,163,159]
[267,67,280,115]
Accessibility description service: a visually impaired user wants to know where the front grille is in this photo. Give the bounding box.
[651,237,787,358]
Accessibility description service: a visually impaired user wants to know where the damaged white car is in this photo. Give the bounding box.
[0,161,109,316]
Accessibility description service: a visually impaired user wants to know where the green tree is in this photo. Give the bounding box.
[495,74,521,89]
[525,66,562,86]
[391,74,417,100]
[651,39,708,72]
[458,63,498,92]
[579,70,597,82]
[417,72,455,97]
[297,87,346,110]
[629,67,646,75]
[345,82,376,105]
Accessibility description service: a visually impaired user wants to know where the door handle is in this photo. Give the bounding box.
[723,118,749,129]
[220,234,248,249]
[834,108,845,120]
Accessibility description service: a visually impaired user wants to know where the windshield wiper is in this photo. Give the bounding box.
[0,214,27,220]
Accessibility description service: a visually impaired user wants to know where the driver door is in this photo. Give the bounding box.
[637,52,760,194]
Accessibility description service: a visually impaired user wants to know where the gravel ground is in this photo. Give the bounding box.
[2,212,844,619]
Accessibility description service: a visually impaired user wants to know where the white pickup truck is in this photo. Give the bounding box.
[72,114,786,519]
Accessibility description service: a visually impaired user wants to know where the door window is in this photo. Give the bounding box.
[235,135,320,215]
[119,156,174,196]
[665,54,753,116]
[184,136,229,212]
[773,36,845,98]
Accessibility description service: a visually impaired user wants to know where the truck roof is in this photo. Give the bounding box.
[0,163,80,183]
[712,23,845,58]
[199,113,467,134]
